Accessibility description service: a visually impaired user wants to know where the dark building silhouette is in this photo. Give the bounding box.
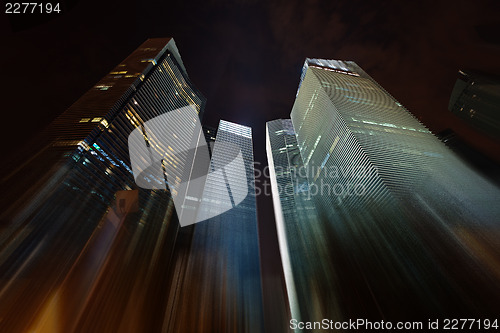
[449,70,500,139]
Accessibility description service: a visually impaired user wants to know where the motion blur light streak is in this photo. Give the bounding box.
[266,119,326,324]
[164,120,263,332]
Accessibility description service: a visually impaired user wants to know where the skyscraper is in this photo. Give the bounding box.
[0,39,263,332]
[268,58,500,322]
[449,70,500,139]
[266,119,327,324]
[166,120,264,332]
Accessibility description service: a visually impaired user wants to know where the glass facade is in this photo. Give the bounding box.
[270,59,500,322]
[266,119,331,326]
[165,120,264,332]
[449,70,500,139]
[0,39,263,332]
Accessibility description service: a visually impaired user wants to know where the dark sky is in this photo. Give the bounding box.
[1,0,500,307]
[2,0,500,158]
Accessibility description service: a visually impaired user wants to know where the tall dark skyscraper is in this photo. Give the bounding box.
[449,70,500,139]
[166,120,263,332]
[0,38,263,332]
[267,58,500,324]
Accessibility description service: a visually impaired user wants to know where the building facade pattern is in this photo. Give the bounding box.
[270,58,500,322]
[0,39,264,333]
[166,120,264,332]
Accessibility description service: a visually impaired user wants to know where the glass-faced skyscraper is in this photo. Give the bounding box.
[266,119,331,324]
[0,39,263,333]
[268,59,500,323]
[166,120,264,332]
[0,38,203,333]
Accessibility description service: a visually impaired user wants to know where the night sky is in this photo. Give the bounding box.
[2,0,500,320]
[2,0,500,158]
